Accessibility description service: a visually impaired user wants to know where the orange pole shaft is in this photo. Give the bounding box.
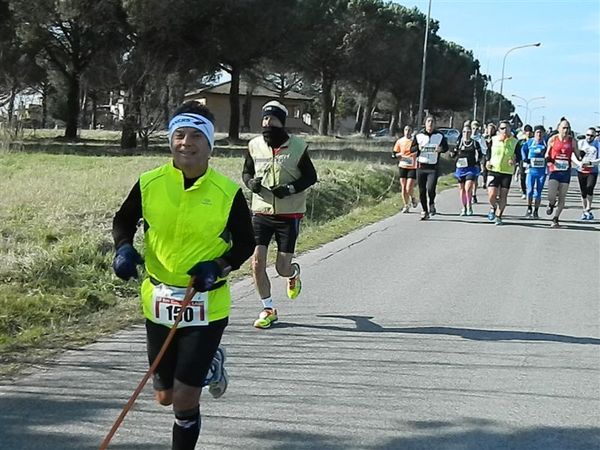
[99,280,196,450]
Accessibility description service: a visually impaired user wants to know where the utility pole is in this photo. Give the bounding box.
[416,0,432,128]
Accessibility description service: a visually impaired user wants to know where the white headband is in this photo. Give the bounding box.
[168,113,215,150]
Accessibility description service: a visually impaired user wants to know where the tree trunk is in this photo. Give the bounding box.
[228,66,241,141]
[163,83,170,128]
[120,88,137,149]
[141,132,149,150]
[90,91,98,130]
[242,80,254,132]
[65,74,80,139]
[354,104,363,133]
[80,84,88,129]
[360,83,379,137]
[318,73,333,136]
[41,83,49,129]
[7,83,17,126]
[389,98,400,136]
[121,114,137,149]
[329,83,337,134]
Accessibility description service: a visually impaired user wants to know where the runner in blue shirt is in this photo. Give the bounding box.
[520,125,548,219]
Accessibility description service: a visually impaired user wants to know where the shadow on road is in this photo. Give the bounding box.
[0,395,159,450]
[436,217,598,231]
[276,315,600,345]
[246,420,600,449]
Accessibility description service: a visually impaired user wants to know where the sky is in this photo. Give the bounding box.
[396,0,600,132]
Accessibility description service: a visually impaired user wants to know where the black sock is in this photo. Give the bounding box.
[172,408,201,450]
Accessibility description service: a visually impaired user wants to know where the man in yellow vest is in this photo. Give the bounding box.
[242,101,317,329]
[112,101,254,450]
[486,120,518,225]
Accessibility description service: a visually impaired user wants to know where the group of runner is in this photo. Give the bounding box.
[108,98,597,449]
[392,116,600,227]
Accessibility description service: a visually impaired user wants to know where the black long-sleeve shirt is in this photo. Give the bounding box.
[112,178,255,271]
[241,147,318,193]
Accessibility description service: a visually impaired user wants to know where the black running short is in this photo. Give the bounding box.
[146,317,228,390]
[252,214,300,253]
[487,172,512,189]
[398,167,417,179]
[457,173,478,183]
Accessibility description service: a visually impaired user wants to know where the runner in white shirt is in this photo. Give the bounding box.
[411,116,449,220]
[574,127,600,220]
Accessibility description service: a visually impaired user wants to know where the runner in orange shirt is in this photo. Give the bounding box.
[392,125,418,213]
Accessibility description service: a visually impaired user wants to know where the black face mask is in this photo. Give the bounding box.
[262,126,288,148]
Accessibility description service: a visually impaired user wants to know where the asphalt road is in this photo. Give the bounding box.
[1,178,599,450]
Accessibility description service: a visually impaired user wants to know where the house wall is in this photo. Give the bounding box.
[186,93,310,133]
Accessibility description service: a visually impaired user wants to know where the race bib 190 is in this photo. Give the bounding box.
[152,284,208,327]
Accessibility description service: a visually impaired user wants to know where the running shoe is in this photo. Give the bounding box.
[466,206,473,216]
[420,211,430,221]
[472,195,478,204]
[588,211,594,220]
[429,204,437,216]
[487,209,496,222]
[581,212,589,221]
[521,193,526,200]
[209,367,228,398]
[495,217,503,226]
[287,263,301,299]
[550,217,560,228]
[203,346,228,398]
[460,207,467,216]
[253,308,278,329]
[411,197,418,208]
[526,207,533,218]
[546,204,555,216]
[401,205,410,213]
[533,210,539,219]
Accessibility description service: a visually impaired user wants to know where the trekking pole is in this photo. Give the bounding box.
[99,279,197,450]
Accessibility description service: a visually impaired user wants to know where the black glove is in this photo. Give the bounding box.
[113,243,143,280]
[272,184,292,199]
[187,260,221,292]
[247,177,263,194]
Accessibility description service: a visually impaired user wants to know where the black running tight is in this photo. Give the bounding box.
[578,172,598,198]
[417,169,438,213]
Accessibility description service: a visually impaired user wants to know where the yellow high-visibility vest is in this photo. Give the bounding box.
[139,162,239,324]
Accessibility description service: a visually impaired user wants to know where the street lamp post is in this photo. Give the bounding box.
[498,42,541,119]
[515,104,529,124]
[511,94,545,124]
[416,0,432,128]
[529,105,546,125]
[483,76,512,124]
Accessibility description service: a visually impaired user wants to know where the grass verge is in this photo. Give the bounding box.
[0,150,455,379]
